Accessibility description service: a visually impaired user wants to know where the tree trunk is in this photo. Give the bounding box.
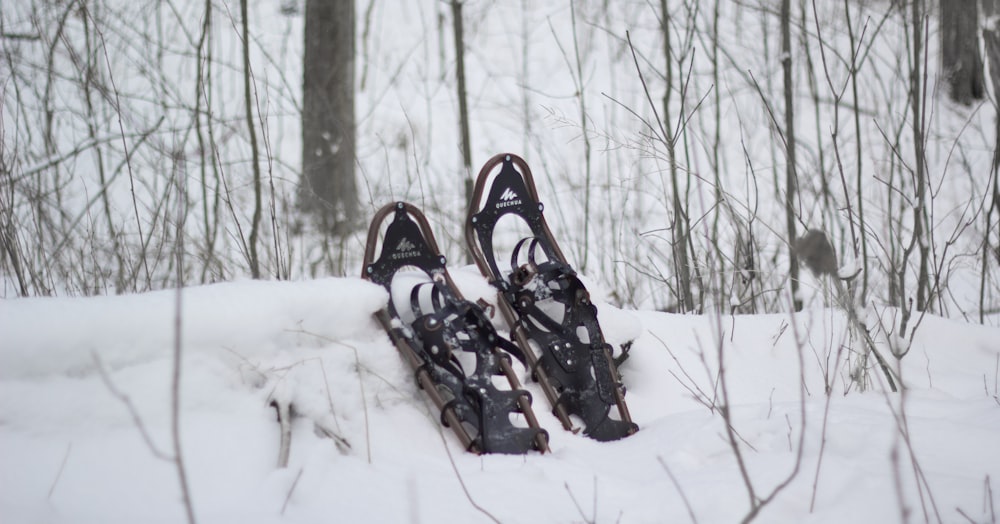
[781,0,802,311]
[942,0,985,105]
[301,0,358,236]
[661,0,696,313]
[906,0,932,323]
[451,0,474,263]
[241,0,262,278]
[451,1,473,217]
[982,11,1000,322]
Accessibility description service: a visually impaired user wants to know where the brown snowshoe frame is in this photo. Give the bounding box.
[466,153,637,441]
[362,201,549,454]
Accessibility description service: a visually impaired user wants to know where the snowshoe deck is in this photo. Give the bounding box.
[362,201,549,454]
[466,154,638,442]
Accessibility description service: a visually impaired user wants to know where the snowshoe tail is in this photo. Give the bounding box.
[362,201,549,454]
[466,154,638,442]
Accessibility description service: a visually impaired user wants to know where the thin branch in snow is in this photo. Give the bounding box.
[93,353,172,461]
[987,475,997,523]
[280,467,304,515]
[890,446,911,524]
[993,355,999,405]
[648,330,718,413]
[563,479,596,524]
[285,328,371,464]
[46,442,72,500]
[318,360,343,435]
[658,456,699,524]
[171,146,197,524]
[437,425,501,524]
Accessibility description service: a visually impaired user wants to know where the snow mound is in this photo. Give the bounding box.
[0,278,387,379]
[1,277,999,523]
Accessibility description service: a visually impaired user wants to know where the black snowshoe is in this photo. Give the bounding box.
[362,201,549,454]
[466,154,638,442]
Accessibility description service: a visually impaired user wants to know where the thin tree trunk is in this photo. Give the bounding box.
[240,0,262,278]
[451,0,473,225]
[171,148,197,524]
[845,0,869,302]
[781,0,802,311]
[712,0,726,311]
[195,0,218,283]
[569,1,592,273]
[903,0,931,330]
[982,18,1000,323]
[661,0,695,313]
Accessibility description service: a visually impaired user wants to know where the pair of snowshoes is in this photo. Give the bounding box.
[362,153,637,454]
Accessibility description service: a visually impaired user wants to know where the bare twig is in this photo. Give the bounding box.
[649,331,718,412]
[658,456,699,523]
[47,442,72,500]
[93,353,172,461]
[437,425,501,524]
[712,312,757,511]
[171,151,197,524]
[739,292,808,523]
[987,475,997,523]
[272,399,292,468]
[286,329,372,463]
[564,480,596,524]
[280,467,304,515]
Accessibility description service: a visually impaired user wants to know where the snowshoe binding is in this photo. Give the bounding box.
[466,154,638,442]
[362,201,549,454]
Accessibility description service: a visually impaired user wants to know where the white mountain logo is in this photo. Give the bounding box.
[395,238,417,252]
[495,187,522,209]
[390,237,420,260]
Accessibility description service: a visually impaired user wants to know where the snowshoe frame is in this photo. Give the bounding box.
[362,201,549,454]
[466,153,637,441]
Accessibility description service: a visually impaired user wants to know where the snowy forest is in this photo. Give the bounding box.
[2,0,1000,523]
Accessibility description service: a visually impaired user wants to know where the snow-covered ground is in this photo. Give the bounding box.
[4,0,1000,521]
[2,274,998,523]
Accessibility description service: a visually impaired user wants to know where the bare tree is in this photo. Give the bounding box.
[660,0,696,313]
[451,0,473,233]
[301,0,359,236]
[241,0,263,279]
[983,5,1000,322]
[907,0,932,318]
[941,0,984,105]
[781,0,802,311]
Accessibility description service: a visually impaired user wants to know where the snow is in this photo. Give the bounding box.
[4,0,1000,522]
[2,277,998,523]
[837,259,862,281]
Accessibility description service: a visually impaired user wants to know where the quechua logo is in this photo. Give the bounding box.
[495,187,522,209]
[391,237,421,260]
